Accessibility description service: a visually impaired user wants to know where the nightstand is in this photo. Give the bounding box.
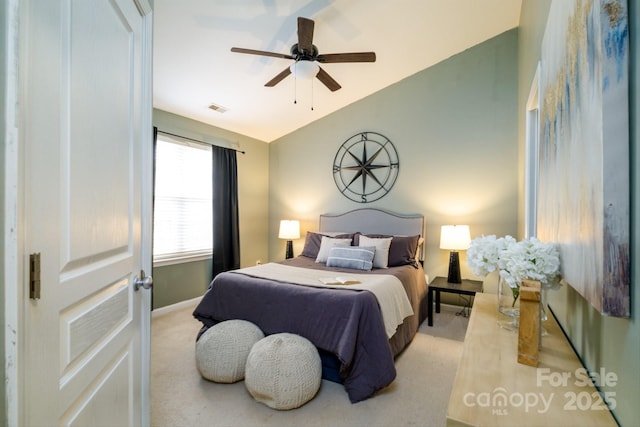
[427,276,483,326]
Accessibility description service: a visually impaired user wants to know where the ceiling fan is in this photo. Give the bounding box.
[231,17,376,92]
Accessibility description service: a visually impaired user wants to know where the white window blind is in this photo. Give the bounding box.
[153,136,212,264]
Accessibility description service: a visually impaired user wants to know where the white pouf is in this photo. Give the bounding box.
[245,333,322,410]
[195,319,264,383]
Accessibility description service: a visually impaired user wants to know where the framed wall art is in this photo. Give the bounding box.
[537,0,630,316]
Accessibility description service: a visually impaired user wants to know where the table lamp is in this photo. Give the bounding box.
[440,225,471,283]
[278,220,300,259]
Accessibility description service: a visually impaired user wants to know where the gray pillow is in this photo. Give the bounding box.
[326,246,376,271]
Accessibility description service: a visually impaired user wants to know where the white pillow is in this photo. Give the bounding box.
[315,236,352,263]
[359,235,392,269]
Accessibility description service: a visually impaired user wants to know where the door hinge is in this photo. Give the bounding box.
[30,253,41,300]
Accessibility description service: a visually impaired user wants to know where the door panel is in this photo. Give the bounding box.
[60,346,132,426]
[66,0,132,263]
[60,280,129,372]
[23,0,151,425]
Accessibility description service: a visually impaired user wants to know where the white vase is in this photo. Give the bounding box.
[497,275,520,332]
[540,285,548,321]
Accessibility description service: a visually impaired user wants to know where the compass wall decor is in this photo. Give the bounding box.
[332,132,399,203]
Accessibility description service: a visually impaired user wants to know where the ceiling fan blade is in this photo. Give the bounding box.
[317,52,377,63]
[264,67,292,87]
[231,47,294,60]
[316,67,341,92]
[297,17,315,54]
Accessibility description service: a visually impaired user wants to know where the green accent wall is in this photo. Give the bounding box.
[269,29,520,289]
[152,259,212,309]
[519,1,639,426]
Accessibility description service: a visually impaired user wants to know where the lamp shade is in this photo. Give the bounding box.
[439,225,471,250]
[278,220,300,240]
[289,61,319,80]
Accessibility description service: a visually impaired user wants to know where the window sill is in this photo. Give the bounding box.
[153,253,212,268]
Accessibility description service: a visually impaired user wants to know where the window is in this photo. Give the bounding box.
[153,136,212,265]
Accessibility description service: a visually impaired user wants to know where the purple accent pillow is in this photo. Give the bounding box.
[387,235,421,267]
[300,231,355,258]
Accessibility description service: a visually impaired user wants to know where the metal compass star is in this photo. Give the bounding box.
[342,142,389,193]
[332,132,399,203]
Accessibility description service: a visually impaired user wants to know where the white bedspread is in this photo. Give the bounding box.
[234,263,414,338]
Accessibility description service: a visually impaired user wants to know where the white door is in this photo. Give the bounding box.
[21,0,152,425]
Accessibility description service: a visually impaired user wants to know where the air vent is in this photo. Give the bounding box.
[208,103,227,113]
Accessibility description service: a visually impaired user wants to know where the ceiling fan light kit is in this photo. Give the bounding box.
[231,17,376,93]
[289,61,319,80]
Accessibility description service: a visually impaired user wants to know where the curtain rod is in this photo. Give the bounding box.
[157,130,246,154]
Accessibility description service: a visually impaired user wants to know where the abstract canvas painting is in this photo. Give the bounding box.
[537,0,630,316]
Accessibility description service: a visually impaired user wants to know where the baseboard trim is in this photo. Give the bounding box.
[152,296,202,318]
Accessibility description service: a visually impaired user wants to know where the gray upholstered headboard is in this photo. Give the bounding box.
[319,208,424,239]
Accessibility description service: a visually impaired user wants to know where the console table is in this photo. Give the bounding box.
[447,293,617,427]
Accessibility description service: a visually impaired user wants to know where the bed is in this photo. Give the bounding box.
[193,208,429,403]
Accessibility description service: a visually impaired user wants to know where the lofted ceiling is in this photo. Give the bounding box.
[153,0,522,143]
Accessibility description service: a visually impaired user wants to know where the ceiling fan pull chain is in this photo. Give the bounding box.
[311,78,314,111]
[293,63,298,104]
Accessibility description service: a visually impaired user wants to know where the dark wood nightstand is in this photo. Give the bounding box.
[427,276,483,326]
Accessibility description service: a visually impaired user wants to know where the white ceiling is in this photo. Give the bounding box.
[153,0,522,143]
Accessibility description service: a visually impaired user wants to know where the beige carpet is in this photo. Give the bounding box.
[151,300,469,427]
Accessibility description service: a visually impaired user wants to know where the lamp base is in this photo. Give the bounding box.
[447,251,462,283]
[285,240,294,259]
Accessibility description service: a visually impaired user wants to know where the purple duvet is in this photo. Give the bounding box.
[193,258,427,403]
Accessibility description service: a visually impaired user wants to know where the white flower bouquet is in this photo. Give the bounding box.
[467,235,561,306]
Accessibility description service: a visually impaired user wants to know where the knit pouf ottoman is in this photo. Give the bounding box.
[195,319,264,383]
[245,333,322,410]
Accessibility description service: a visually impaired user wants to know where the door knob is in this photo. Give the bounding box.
[134,270,153,291]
